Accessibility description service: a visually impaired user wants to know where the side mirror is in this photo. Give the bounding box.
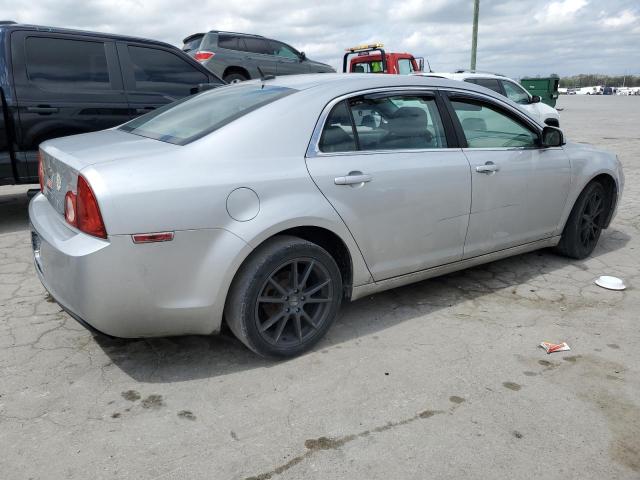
[190,83,221,95]
[416,57,425,72]
[541,126,563,147]
[531,95,541,103]
[299,51,306,61]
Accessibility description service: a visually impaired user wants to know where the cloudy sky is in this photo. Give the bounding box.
[3,0,639,77]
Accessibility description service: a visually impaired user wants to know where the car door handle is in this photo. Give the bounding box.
[27,106,59,114]
[334,173,372,185]
[475,162,500,174]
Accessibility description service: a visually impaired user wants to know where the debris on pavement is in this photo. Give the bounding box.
[595,275,626,291]
[539,341,571,354]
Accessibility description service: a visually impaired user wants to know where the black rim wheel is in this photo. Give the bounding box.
[579,188,605,250]
[254,258,334,348]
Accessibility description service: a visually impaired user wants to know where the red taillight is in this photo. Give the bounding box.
[194,50,214,62]
[38,151,45,193]
[75,175,107,238]
[64,191,77,226]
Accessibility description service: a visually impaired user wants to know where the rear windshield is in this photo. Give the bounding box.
[119,84,296,145]
[182,35,203,52]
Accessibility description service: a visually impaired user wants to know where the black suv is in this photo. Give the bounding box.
[0,22,223,185]
[182,31,335,83]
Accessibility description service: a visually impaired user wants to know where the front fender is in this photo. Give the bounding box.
[555,143,623,234]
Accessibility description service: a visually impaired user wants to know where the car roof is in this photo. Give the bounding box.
[0,22,178,50]
[206,30,266,38]
[264,73,509,101]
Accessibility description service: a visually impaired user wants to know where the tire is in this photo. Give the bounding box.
[555,181,608,259]
[223,72,248,84]
[224,236,343,358]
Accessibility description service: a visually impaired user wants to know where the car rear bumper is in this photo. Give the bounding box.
[29,193,250,338]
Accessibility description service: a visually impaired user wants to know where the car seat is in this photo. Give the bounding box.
[379,107,433,149]
[320,126,355,152]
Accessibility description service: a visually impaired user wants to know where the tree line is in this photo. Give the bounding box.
[549,74,640,88]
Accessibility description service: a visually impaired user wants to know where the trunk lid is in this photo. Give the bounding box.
[40,128,180,216]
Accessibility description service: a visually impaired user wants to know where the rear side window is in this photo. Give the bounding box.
[350,95,447,150]
[127,46,208,97]
[25,37,110,90]
[466,78,502,94]
[120,84,295,145]
[319,101,357,153]
[242,38,272,55]
[218,35,243,51]
[319,95,447,153]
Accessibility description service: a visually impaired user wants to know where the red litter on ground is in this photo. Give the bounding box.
[540,342,571,354]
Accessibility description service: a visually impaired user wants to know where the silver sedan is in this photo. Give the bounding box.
[29,74,624,357]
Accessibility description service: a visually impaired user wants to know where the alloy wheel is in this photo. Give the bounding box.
[579,189,605,249]
[254,258,334,348]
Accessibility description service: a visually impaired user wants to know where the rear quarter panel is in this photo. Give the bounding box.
[86,88,373,289]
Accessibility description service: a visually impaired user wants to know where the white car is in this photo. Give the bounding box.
[413,71,560,127]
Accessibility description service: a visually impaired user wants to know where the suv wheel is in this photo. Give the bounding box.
[223,72,248,83]
[225,236,343,358]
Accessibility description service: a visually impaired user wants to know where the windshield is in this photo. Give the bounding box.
[119,84,296,145]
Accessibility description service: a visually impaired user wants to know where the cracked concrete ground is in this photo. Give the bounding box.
[1,95,639,479]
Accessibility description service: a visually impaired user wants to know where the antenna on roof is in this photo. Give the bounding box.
[426,58,433,73]
[256,66,275,86]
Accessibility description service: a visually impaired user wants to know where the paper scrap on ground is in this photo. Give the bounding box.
[540,341,571,354]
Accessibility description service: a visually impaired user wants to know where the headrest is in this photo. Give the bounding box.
[461,117,487,132]
[388,107,428,136]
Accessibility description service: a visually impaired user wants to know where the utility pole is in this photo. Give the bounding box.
[470,0,480,71]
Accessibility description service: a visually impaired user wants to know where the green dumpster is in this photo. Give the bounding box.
[520,77,560,108]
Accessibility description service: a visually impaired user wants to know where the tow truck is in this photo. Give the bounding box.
[343,43,424,75]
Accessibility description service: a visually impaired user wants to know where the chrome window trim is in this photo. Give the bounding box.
[306,86,550,158]
[306,86,451,158]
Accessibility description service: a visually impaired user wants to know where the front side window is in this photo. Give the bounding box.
[120,84,295,145]
[451,99,538,148]
[319,94,447,153]
[501,80,530,105]
[26,37,110,90]
[127,45,208,98]
[269,41,299,60]
[397,59,414,75]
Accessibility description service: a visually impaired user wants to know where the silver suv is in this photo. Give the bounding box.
[183,31,335,83]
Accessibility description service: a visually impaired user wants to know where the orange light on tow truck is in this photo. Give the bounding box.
[346,43,384,53]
